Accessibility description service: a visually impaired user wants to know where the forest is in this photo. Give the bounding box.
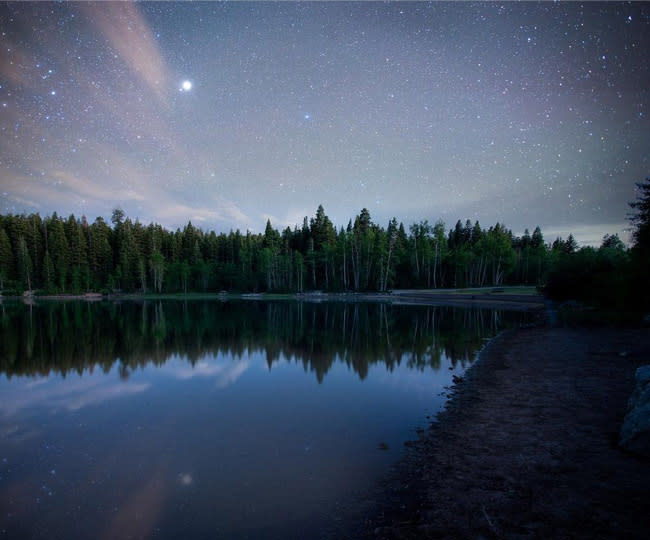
[0,177,648,311]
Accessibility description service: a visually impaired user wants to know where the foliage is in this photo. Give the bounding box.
[629,177,650,253]
[628,177,650,308]
[0,207,533,294]
[0,199,640,312]
[544,243,631,309]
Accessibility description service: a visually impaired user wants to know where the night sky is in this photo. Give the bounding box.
[1,2,648,245]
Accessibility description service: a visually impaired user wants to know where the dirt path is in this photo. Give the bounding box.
[362,327,650,539]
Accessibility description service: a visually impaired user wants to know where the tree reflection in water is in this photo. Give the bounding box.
[0,299,530,381]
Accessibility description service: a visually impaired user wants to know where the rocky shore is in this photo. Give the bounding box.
[361,326,650,539]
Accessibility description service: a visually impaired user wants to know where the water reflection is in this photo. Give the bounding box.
[0,299,532,539]
[0,376,150,417]
[0,299,527,381]
[164,355,250,387]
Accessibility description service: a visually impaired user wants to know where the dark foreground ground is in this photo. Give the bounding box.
[356,326,650,539]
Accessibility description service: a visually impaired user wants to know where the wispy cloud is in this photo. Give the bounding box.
[0,35,36,87]
[82,2,171,103]
[0,2,250,232]
[261,208,314,230]
[6,193,40,209]
[157,198,249,229]
[52,169,146,202]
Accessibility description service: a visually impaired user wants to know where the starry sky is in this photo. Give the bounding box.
[1,2,648,245]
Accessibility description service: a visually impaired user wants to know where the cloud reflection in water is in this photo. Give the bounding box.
[159,354,250,389]
[0,376,150,418]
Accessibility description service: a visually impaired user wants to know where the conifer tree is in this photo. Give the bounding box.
[17,235,33,291]
[48,216,70,292]
[0,228,12,291]
[629,177,650,254]
[43,250,55,292]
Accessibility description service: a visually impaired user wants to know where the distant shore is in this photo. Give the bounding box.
[360,325,650,539]
[1,287,546,311]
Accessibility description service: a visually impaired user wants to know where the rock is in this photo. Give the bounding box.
[620,365,650,457]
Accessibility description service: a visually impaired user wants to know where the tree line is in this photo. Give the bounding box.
[0,206,553,294]
[0,176,648,310]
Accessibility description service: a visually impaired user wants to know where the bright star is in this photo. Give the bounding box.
[181,80,192,91]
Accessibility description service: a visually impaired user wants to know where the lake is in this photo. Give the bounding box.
[0,299,530,539]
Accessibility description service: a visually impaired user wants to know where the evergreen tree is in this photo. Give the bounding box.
[600,234,625,251]
[48,216,70,292]
[43,250,55,292]
[628,177,650,308]
[431,220,447,288]
[0,228,12,291]
[89,217,113,289]
[564,233,578,254]
[629,177,650,254]
[17,235,33,291]
[531,226,544,249]
[0,206,609,295]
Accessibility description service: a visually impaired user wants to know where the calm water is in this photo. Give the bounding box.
[0,299,528,539]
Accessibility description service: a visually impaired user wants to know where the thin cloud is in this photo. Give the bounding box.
[0,35,35,87]
[82,2,171,103]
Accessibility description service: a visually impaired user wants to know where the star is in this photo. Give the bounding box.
[0,1,645,246]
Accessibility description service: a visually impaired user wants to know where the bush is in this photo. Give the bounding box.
[544,247,632,310]
[0,288,22,297]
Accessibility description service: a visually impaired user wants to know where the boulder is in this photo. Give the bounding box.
[620,365,650,457]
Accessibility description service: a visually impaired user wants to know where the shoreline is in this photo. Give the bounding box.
[0,289,546,312]
[359,325,650,539]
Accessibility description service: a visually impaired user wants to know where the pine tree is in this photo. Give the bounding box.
[48,216,70,292]
[17,235,33,291]
[89,217,113,289]
[43,250,55,292]
[629,177,650,254]
[0,228,12,291]
[628,177,650,308]
[564,234,578,254]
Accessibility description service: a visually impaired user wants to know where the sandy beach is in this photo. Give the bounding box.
[362,325,650,539]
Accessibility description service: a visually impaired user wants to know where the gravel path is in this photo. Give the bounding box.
[362,327,650,539]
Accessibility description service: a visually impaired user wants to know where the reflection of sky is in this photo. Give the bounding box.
[369,354,450,395]
[0,347,467,539]
[0,353,254,418]
[157,353,250,388]
[0,374,150,418]
[0,347,460,420]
